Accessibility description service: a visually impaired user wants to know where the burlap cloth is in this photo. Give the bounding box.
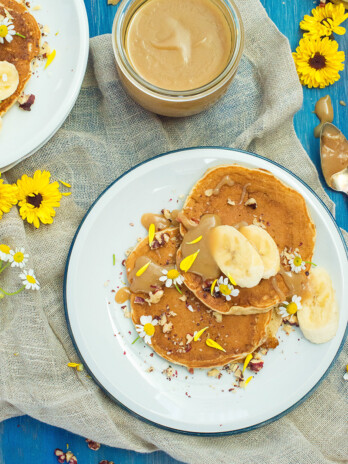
[0,0,347,462]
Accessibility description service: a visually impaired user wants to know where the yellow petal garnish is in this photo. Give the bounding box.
[45,49,56,69]
[148,223,155,246]
[67,362,84,371]
[228,273,237,286]
[244,375,253,388]
[242,353,253,373]
[186,235,202,245]
[62,192,72,196]
[180,250,200,273]
[59,180,71,188]
[210,279,217,295]
[194,326,209,341]
[136,260,151,277]
[206,338,226,352]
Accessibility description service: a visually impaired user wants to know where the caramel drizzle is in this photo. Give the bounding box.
[128,256,172,293]
[115,287,131,304]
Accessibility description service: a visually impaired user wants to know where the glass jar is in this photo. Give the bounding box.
[112,0,244,117]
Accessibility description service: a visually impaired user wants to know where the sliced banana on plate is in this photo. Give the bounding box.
[297,267,339,344]
[239,225,280,279]
[209,225,264,288]
[0,61,19,101]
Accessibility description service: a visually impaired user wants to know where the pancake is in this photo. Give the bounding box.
[177,165,316,315]
[0,0,41,117]
[126,227,272,368]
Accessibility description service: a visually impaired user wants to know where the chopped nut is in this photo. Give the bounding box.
[207,368,220,377]
[339,100,346,106]
[162,322,173,334]
[124,310,131,318]
[248,359,264,372]
[18,93,35,111]
[186,333,194,344]
[159,313,167,326]
[244,198,257,209]
[125,246,134,257]
[68,456,77,464]
[54,449,65,457]
[253,352,262,360]
[260,348,268,356]
[162,366,175,379]
[252,218,266,229]
[86,439,101,451]
[146,366,154,373]
[134,296,145,305]
[66,451,74,462]
[179,294,187,302]
[234,368,243,380]
[283,314,299,326]
[227,198,235,206]
[205,189,213,197]
[229,363,239,373]
[162,209,171,219]
[282,323,294,335]
[168,310,177,317]
[145,290,164,305]
[212,311,222,323]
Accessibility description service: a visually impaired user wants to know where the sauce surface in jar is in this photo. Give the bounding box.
[125,0,232,91]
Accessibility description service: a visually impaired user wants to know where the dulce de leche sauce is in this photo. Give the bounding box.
[125,0,232,91]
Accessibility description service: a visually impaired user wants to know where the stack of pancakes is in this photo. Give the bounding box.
[0,0,41,118]
[126,165,316,369]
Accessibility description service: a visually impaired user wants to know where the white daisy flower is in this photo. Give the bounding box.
[278,294,302,318]
[0,244,12,262]
[9,247,29,268]
[19,269,40,290]
[159,268,184,288]
[215,276,239,301]
[135,315,158,345]
[0,18,16,44]
[289,253,306,273]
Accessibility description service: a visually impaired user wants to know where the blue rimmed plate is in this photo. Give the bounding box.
[64,147,347,435]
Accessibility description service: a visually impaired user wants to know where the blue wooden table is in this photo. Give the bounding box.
[1,1,347,463]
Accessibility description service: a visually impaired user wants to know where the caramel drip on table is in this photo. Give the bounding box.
[180,214,221,280]
[321,124,348,189]
[115,287,131,304]
[128,256,172,293]
[314,95,334,138]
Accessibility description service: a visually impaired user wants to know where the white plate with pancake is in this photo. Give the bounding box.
[0,0,89,171]
[64,147,348,434]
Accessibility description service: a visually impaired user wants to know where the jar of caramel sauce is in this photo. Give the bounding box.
[112,0,244,117]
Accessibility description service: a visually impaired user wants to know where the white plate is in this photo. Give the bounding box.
[0,0,89,171]
[64,148,348,435]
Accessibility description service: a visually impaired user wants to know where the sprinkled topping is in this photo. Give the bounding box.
[228,273,237,286]
[244,375,253,387]
[242,353,253,373]
[67,362,84,372]
[45,49,56,69]
[206,338,226,352]
[180,249,200,272]
[59,179,71,188]
[193,326,208,341]
[135,260,151,277]
[186,235,202,245]
[148,223,155,247]
[62,192,72,196]
[210,278,217,295]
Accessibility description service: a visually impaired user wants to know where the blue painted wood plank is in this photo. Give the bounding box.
[1,1,347,463]
[0,415,184,464]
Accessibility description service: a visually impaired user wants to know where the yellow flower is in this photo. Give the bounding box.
[300,3,348,39]
[0,176,18,219]
[292,37,345,88]
[16,170,62,228]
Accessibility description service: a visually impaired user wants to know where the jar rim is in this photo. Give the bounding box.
[112,0,244,100]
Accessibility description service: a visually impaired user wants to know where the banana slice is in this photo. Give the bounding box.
[209,225,264,288]
[239,225,280,279]
[0,61,19,100]
[297,267,339,344]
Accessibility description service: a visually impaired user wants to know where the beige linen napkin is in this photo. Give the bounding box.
[0,0,347,462]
